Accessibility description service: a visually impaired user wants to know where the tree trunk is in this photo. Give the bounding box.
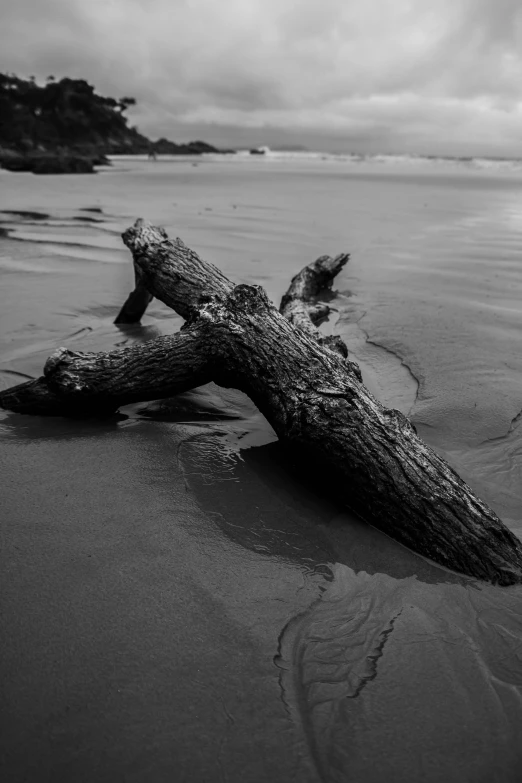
[2,219,522,585]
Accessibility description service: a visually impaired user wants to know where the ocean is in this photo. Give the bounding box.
[1,154,522,782]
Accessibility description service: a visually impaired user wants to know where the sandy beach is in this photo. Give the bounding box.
[2,155,522,782]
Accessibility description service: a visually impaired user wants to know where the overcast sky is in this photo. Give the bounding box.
[2,0,522,155]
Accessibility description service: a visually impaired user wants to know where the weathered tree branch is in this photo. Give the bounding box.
[121,220,233,319]
[280,253,350,357]
[1,219,522,585]
[0,330,211,416]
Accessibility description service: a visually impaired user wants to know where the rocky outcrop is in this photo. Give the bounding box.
[0,150,109,174]
[150,138,221,155]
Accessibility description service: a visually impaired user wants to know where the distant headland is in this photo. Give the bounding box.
[0,73,232,174]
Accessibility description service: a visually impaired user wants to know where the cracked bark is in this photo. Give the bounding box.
[0,330,211,416]
[1,219,522,585]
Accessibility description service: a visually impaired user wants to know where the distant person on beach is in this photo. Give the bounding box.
[148,146,157,160]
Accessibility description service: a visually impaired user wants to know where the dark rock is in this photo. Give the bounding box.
[32,155,95,174]
[0,151,102,175]
[90,154,111,166]
[0,152,33,171]
[185,140,220,154]
[148,138,229,156]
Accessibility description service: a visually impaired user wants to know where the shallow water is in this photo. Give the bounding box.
[1,157,522,782]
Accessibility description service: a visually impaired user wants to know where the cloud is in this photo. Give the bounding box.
[1,0,522,154]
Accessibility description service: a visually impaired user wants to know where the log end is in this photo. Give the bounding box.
[121,219,169,255]
[281,252,350,312]
[309,252,350,288]
[279,252,354,361]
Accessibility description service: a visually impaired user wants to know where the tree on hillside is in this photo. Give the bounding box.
[0,73,142,152]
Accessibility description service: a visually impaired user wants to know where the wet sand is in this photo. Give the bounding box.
[1,157,522,782]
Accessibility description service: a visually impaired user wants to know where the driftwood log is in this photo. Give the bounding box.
[2,220,522,586]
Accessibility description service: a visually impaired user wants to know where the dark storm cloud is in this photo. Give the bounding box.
[1,0,522,154]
